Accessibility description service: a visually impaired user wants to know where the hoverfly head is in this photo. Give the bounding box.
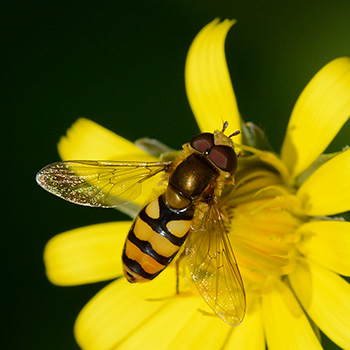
[190,122,240,174]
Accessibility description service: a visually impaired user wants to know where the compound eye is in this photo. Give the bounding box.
[190,133,215,153]
[209,145,237,173]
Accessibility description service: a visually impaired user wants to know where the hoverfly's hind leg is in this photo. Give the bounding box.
[175,249,186,294]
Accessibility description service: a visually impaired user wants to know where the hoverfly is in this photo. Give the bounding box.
[36,122,246,326]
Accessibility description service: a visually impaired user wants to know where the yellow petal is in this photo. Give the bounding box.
[121,294,223,350]
[58,118,157,162]
[165,309,230,350]
[297,148,350,216]
[44,222,130,285]
[185,19,242,139]
[281,57,350,178]
[296,220,350,276]
[75,269,215,350]
[289,259,350,350]
[224,300,265,350]
[262,279,322,350]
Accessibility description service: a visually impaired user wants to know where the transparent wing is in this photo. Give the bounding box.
[36,160,171,208]
[185,201,246,326]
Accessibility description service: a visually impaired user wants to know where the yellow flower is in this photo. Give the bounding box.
[43,19,350,350]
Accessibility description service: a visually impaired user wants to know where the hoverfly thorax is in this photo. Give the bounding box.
[166,127,239,211]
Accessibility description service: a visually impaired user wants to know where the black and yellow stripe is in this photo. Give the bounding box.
[122,193,194,282]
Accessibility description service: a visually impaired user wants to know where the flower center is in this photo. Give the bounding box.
[223,152,305,295]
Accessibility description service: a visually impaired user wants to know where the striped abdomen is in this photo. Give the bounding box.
[122,193,194,282]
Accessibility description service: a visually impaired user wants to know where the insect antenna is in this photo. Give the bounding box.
[222,121,240,138]
[229,130,240,138]
[222,121,229,132]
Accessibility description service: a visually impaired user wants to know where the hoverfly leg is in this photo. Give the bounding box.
[220,204,230,223]
[175,249,186,294]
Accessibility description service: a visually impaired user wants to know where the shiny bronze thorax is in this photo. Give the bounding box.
[166,153,219,209]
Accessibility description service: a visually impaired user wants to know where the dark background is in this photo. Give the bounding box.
[3,1,349,349]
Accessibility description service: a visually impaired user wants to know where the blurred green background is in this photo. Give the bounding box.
[3,1,349,349]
